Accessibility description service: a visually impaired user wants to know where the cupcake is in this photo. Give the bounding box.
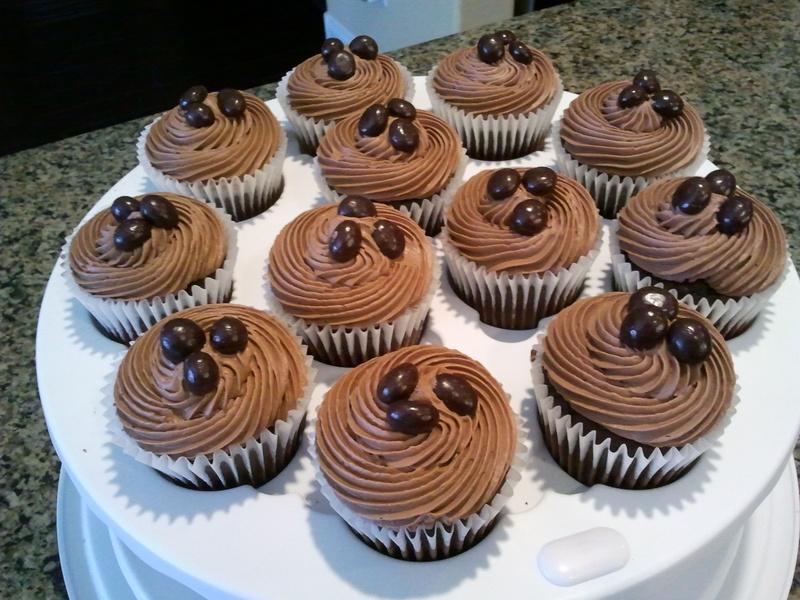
[553,69,708,218]
[267,198,438,367]
[312,344,524,560]
[277,35,414,153]
[443,167,600,329]
[532,291,735,489]
[315,100,466,236]
[112,304,314,490]
[612,170,787,339]
[65,192,236,343]
[427,29,562,160]
[138,86,286,221]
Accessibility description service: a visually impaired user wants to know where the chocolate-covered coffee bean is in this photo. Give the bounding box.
[388,119,419,152]
[628,287,679,320]
[160,318,205,364]
[619,307,668,350]
[139,194,178,229]
[209,317,248,354]
[509,199,548,236]
[508,40,533,65]
[371,220,405,259]
[496,29,516,44]
[349,35,378,60]
[618,84,647,109]
[667,318,711,364]
[183,352,219,395]
[522,167,557,195]
[358,104,389,137]
[184,102,215,127]
[217,89,246,118]
[433,373,477,416]
[487,168,521,200]
[633,69,661,94]
[477,33,504,63]
[705,169,737,197]
[179,85,207,109]
[110,196,140,223]
[672,177,711,215]
[320,37,344,61]
[387,98,416,119]
[387,400,439,434]
[377,363,419,404]
[329,220,362,262]
[327,50,356,80]
[337,197,377,218]
[651,90,684,118]
[717,194,753,235]
[113,218,151,252]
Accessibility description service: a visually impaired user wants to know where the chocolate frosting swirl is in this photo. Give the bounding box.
[618,178,786,297]
[431,46,558,116]
[317,110,462,203]
[316,344,517,528]
[115,304,308,457]
[145,91,281,182]
[560,80,705,177]
[446,169,599,274]
[269,203,433,327]
[543,293,734,447]
[68,193,226,300]
[287,54,407,121]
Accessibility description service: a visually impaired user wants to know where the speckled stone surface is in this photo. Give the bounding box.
[2,0,798,596]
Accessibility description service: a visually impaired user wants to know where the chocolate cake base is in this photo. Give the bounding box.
[464,133,546,162]
[303,318,428,368]
[447,269,583,330]
[88,285,233,345]
[224,176,285,222]
[538,374,699,489]
[348,513,501,561]
[157,414,307,491]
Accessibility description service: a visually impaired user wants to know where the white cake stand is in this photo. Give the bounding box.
[39,79,800,599]
[56,460,799,599]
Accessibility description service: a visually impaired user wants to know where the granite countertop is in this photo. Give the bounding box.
[2,0,798,596]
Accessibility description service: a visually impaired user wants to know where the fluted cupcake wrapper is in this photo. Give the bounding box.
[531,337,738,489]
[441,227,602,330]
[312,149,468,237]
[136,120,287,222]
[276,60,415,154]
[551,119,711,219]
[426,67,564,161]
[608,225,789,339]
[62,203,237,344]
[103,324,317,490]
[265,245,441,368]
[307,405,529,561]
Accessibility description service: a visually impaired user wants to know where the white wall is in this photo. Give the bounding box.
[325,0,515,52]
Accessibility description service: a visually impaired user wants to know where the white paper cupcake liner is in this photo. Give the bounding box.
[531,337,738,489]
[266,245,441,367]
[441,227,602,330]
[136,119,287,222]
[276,60,415,153]
[551,119,711,219]
[307,403,528,560]
[313,149,468,236]
[608,224,789,339]
[104,325,317,489]
[426,66,564,160]
[62,203,238,344]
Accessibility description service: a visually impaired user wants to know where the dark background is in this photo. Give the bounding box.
[1,0,327,155]
[0,0,566,156]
